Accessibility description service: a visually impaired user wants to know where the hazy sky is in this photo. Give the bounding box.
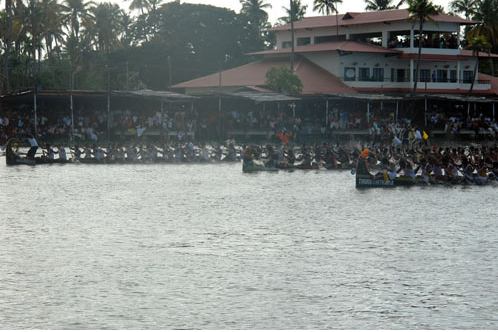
[176,0,453,24]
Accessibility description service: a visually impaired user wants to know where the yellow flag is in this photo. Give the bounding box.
[423,131,429,140]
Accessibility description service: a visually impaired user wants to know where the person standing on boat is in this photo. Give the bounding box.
[26,134,38,159]
[276,129,292,146]
[356,148,373,178]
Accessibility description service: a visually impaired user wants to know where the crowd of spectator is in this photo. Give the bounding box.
[387,34,458,49]
[1,102,497,147]
[429,108,498,136]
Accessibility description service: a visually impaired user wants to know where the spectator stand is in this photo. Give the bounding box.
[422,94,498,139]
[0,89,197,144]
[192,89,301,142]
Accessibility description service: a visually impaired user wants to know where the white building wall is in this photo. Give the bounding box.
[274,21,461,50]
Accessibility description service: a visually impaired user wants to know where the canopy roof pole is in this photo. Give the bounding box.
[467,103,470,118]
[367,102,370,124]
[425,97,428,127]
[326,98,329,126]
[161,99,164,141]
[218,63,222,114]
[493,102,496,119]
[70,93,74,140]
[33,91,38,137]
[107,65,111,141]
[396,101,399,122]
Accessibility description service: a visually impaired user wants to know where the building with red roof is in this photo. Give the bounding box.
[172,8,498,97]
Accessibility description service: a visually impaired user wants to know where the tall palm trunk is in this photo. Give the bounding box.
[469,53,478,95]
[2,0,13,94]
[412,19,424,94]
[335,10,339,37]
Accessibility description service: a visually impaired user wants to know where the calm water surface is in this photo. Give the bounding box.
[1,156,498,329]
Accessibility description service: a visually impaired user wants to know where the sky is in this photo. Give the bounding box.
[176,0,453,25]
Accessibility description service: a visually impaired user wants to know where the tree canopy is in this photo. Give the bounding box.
[0,1,273,93]
[265,66,303,94]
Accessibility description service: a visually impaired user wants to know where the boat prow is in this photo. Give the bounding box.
[6,156,36,166]
[242,163,279,173]
[355,174,395,188]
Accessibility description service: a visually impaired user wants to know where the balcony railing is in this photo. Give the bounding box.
[340,77,491,85]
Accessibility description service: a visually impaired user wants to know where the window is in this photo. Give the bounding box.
[282,41,292,49]
[437,70,448,83]
[450,70,457,83]
[314,35,346,44]
[359,68,370,81]
[372,68,384,81]
[344,67,356,81]
[419,69,431,82]
[463,70,473,84]
[297,37,310,46]
[394,69,408,82]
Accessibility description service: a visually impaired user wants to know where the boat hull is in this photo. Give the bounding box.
[242,164,279,173]
[355,174,395,188]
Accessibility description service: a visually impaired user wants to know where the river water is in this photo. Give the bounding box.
[1,157,498,329]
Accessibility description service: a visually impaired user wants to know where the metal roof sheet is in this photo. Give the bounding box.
[423,94,498,103]
[112,90,197,102]
[223,90,300,102]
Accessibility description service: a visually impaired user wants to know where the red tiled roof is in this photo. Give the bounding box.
[460,50,498,58]
[249,41,401,56]
[271,9,475,32]
[479,73,498,96]
[171,57,357,95]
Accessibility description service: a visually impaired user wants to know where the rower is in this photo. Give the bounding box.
[72,145,82,160]
[242,145,254,167]
[45,144,55,160]
[58,146,67,161]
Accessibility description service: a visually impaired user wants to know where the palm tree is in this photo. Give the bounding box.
[85,2,123,56]
[119,12,135,48]
[467,35,492,94]
[365,0,396,11]
[467,0,498,76]
[240,0,272,52]
[313,0,343,37]
[61,0,95,41]
[407,0,442,94]
[240,0,272,30]
[127,0,150,15]
[40,0,65,60]
[1,0,13,93]
[279,0,307,24]
[449,0,477,20]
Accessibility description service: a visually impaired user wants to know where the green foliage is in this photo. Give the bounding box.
[407,0,442,93]
[364,0,396,11]
[313,0,342,15]
[278,0,307,25]
[265,66,303,94]
[0,1,275,92]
